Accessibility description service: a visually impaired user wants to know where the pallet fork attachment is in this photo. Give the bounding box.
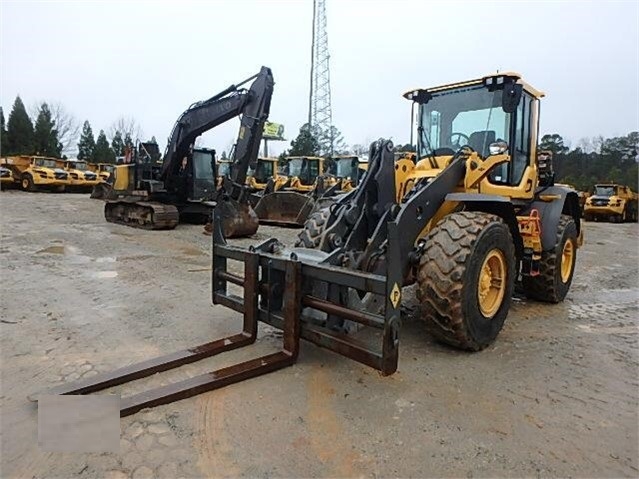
[37,140,425,416]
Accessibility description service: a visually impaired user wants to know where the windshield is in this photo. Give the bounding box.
[217,162,230,177]
[254,160,274,183]
[192,150,214,180]
[35,159,57,168]
[332,158,358,178]
[103,165,115,173]
[594,185,616,197]
[419,85,510,159]
[287,159,304,177]
[68,161,87,170]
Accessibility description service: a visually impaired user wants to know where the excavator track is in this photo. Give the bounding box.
[104,200,179,230]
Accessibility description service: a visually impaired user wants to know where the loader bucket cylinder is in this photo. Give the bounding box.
[253,191,316,227]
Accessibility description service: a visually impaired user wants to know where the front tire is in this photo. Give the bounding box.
[416,211,516,351]
[21,174,36,192]
[295,207,331,248]
[522,215,577,303]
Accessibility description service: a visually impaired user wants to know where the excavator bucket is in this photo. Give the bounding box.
[215,199,259,238]
[253,190,316,227]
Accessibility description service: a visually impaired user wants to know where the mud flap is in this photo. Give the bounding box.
[253,191,316,227]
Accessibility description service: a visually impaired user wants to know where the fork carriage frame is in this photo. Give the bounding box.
[211,203,402,376]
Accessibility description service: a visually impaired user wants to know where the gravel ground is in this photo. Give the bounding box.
[1,190,638,478]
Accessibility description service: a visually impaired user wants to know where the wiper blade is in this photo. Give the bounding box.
[418,126,438,169]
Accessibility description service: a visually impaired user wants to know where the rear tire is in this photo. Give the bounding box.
[295,207,331,248]
[522,215,577,303]
[416,211,516,351]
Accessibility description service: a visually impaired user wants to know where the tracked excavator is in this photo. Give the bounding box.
[39,72,583,417]
[103,66,274,237]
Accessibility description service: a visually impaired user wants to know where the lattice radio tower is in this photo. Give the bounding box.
[308,0,333,154]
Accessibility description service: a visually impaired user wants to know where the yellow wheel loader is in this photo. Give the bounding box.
[38,72,584,417]
[246,157,287,192]
[328,155,368,192]
[583,184,638,222]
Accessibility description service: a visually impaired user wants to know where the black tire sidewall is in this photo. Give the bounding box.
[22,174,34,191]
[461,222,516,346]
[552,218,577,300]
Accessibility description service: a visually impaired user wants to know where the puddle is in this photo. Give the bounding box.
[37,246,66,254]
[91,271,118,279]
[95,257,116,263]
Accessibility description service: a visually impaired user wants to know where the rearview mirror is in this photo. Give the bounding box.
[502,82,523,113]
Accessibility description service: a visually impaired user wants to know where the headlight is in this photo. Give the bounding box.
[489,141,508,155]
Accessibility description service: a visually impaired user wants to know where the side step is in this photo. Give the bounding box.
[39,255,302,417]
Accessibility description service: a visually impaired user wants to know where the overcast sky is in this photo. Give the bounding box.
[2,0,638,156]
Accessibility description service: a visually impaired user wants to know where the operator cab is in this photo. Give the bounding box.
[248,158,276,184]
[405,72,544,189]
[164,146,216,201]
[285,157,322,186]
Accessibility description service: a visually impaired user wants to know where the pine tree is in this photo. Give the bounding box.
[33,103,62,157]
[6,96,34,155]
[0,107,7,155]
[289,123,321,156]
[77,120,96,161]
[124,133,134,151]
[111,131,124,156]
[93,129,115,163]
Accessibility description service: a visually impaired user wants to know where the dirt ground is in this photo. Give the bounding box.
[1,190,637,479]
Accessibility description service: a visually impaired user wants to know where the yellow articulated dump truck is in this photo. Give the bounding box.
[0,156,69,192]
[583,184,638,222]
[56,159,101,192]
[0,165,14,190]
[88,163,116,182]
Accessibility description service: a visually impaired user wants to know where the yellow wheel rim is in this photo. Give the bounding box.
[560,239,574,283]
[22,179,28,189]
[478,249,507,318]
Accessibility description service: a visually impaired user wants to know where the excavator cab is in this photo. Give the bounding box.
[163,147,216,202]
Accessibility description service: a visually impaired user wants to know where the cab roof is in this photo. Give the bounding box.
[403,71,545,100]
